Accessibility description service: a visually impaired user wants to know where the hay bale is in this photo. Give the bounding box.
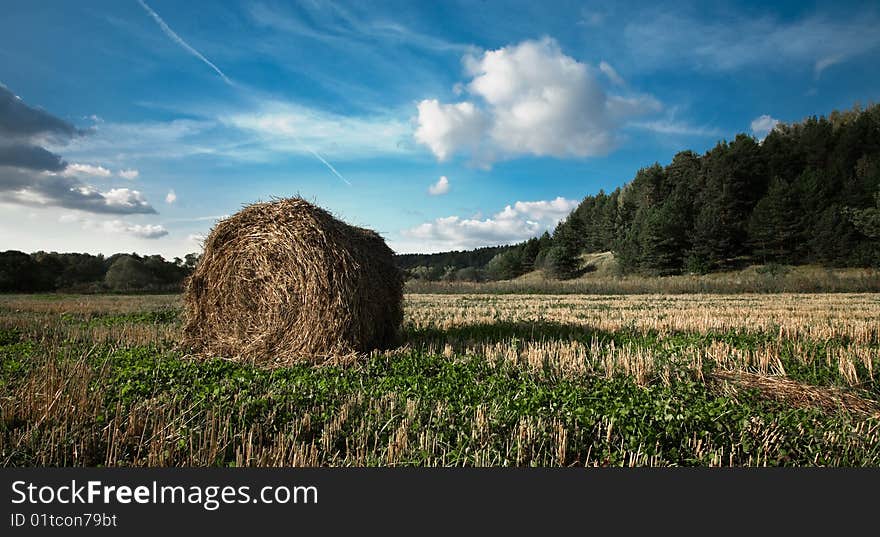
[183,197,403,365]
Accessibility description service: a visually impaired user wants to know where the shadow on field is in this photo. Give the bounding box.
[402,320,633,347]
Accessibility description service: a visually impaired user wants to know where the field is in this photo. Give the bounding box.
[2,292,879,466]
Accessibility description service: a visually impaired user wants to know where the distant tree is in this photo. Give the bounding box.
[104,255,158,290]
[845,192,880,240]
[184,253,200,271]
[0,251,39,292]
[485,249,523,280]
[451,266,484,282]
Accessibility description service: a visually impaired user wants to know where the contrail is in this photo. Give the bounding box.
[309,149,352,186]
[137,0,233,86]
[136,1,350,187]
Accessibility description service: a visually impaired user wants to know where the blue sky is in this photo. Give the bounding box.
[1,0,878,257]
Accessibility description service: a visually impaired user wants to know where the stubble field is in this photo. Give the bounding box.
[2,292,879,466]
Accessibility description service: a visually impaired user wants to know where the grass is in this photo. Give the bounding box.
[407,264,880,294]
[1,292,879,467]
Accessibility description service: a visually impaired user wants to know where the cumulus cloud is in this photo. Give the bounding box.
[414,101,487,161]
[503,197,582,221]
[0,83,156,214]
[118,168,139,180]
[414,38,659,165]
[63,163,112,177]
[165,189,177,204]
[427,176,450,196]
[101,188,153,211]
[750,114,780,140]
[401,196,578,251]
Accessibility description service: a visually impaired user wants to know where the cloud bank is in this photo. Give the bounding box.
[0,84,156,214]
[401,196,578,251]
[60,214,168,239]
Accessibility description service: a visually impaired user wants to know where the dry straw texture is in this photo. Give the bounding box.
[183,197,403,365]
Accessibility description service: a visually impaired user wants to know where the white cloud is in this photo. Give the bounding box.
[63,163,112,177]
[750,114,780,140]
[124,223,168,239]
[100,220,168,239]
[428,176,450,195]
[166,214,229,223]
[165,189,177,204]
[118,169,139,180]
[400,196,578,251]
[415,38,660,165]
[598,61,625,85]
[414,100,487,161]
[631,119,723,137]
[505,197,581,221]
[222,100,412,160]
[59,215,169,239]
[101,188,153,211]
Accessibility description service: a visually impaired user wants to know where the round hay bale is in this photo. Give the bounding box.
[183,197,403,365]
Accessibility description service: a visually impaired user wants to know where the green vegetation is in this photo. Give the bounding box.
[2,293,879,467]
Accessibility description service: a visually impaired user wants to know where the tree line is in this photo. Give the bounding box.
[405,103,880,281]
[0,251,199,292]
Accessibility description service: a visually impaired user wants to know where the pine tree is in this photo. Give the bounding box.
[546,220,581,279]
[748,177,803,263]
[639,200,689,274]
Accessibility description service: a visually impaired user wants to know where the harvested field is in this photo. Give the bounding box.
[2,292,879,466]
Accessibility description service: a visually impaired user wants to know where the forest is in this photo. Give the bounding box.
[0,251,198,293]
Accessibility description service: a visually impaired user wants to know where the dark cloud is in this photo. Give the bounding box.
[0,166,156,214]
[0,144,66,171]
[0,83,155,215]
[0,84,79,141]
